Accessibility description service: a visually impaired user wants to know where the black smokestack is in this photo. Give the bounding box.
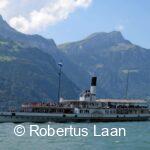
[91,77,97,86]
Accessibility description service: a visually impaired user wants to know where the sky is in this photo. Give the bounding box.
[0,0,150,48]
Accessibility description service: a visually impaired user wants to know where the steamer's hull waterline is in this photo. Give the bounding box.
[0,76,150,123]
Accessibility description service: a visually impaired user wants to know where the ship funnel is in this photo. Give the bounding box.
[90,76,97,96]
[79,76,97,101]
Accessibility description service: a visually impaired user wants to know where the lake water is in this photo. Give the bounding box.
[0,122,150,150]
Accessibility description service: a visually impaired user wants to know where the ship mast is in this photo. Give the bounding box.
[123,69,138,99]
[58,61,63,102]
[125,70,129,99]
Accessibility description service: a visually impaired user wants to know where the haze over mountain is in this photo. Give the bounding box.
[0,15,88,91]
[0,14,150,106]
[0,15,80,106]
[59,31,150,99]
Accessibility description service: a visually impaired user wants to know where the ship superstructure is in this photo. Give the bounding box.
[0,76,149,123]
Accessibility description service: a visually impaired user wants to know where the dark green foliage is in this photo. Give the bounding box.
[0,37,79,105]
[0,14,150,105]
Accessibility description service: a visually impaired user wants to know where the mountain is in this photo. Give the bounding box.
[0,15,61,56]
[0,16,80,106]
[59,31,150,99]
[0,15,89,89]
[1,14,150,101]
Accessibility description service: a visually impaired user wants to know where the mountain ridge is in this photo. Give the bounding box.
[0,16,90,91]
[0,15,150,101]
[58,31,150,99]
[0,16,80,105]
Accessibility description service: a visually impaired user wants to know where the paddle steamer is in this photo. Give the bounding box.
[0,77,149,123]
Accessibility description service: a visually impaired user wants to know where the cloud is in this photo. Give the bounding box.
[0,0,9,9]
[115,24,124,31]
[9,0,92,33]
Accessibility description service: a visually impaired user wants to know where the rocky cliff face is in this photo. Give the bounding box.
[59,31,150,99]
[0,14,150,102]
[0,16,80,105]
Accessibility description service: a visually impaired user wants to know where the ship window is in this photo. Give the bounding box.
[105,110,109,114]
[85,110,89,113]
[80,110,87,113]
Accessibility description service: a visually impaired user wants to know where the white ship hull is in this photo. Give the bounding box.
[0,112,149,123]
